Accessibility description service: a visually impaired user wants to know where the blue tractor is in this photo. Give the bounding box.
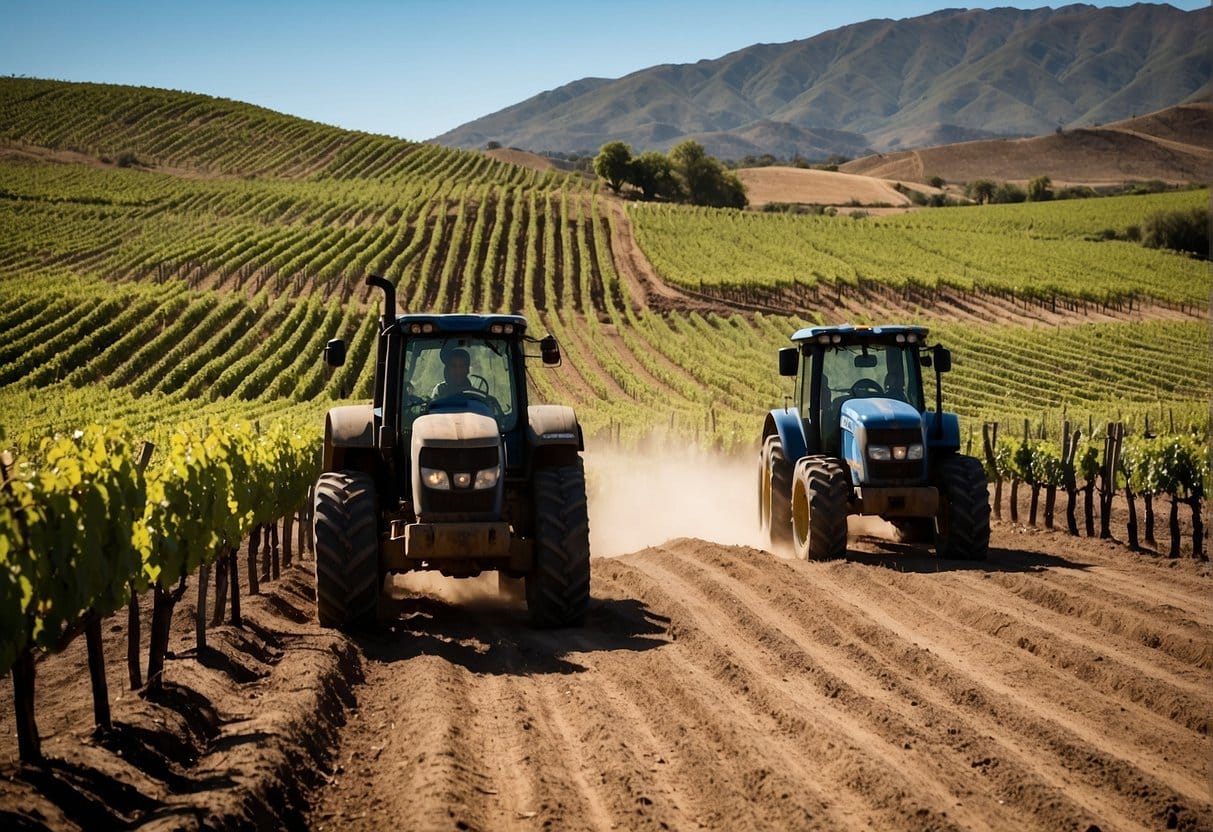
[758,324,990,561]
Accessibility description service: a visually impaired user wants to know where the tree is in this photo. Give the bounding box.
[593,141,633,193]
[628,151,678,200]
[967,179,996,205]
[668,140,747,209]
[1142,207,1209,257]
[1028,175,1053,202]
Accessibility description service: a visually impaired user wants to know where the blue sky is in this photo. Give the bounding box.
[1,1,1205,142]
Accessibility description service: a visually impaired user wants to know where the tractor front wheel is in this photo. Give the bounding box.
[758,435,793,549]
[934,454,991,561]
[313,471,380,630]
[791,456,849,561]
[527,460,591,628]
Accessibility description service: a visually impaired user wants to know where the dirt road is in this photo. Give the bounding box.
[307,528,1211,831]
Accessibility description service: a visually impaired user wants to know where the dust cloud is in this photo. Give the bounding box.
[585,445,766,557]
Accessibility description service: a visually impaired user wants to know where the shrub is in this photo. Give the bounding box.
[1142,207,1209,258]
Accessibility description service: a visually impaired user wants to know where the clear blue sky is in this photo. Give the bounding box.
[1,1,1205,142]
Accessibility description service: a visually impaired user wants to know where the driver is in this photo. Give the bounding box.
[432,347,472,398]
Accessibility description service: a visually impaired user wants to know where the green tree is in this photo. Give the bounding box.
[628,151,678,200]
[593,141,633,194]
[1142,207,1209,257]
[967,179,996,204]
[1028,175,1053,202]
[668,140,747,209]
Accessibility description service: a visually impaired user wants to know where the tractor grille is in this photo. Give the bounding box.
[418,445,500,514]
[865,427,925,483]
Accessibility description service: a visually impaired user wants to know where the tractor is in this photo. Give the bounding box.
[758,324,990,560]
[312,275,590,630]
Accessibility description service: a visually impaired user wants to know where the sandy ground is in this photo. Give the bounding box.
[1,447,1208,832]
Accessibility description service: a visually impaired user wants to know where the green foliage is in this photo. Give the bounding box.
[0,418,318,674]
[593,141,632,194]
[1142,207,1209,257]
[1122,433,1209,498]
[966,180,997,204]
[668,141,747,209]
[629,151,678,200]
[1028,176,1053,202]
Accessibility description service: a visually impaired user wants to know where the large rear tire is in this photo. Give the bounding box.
[791,456,850,561]
[313,471,380,630]
[758,436,793,548]
[527,459,591,628]
[934,454,991,561]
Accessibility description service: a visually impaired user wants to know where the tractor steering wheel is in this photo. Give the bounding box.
[430,387,505,421]
[850,378,884,398]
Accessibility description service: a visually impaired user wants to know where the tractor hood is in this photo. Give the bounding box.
[410,412,504,520]
[839,398,923,433]
[839,398,927,486]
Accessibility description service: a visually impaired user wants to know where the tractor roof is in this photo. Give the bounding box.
[394,313,529,336]
[790,323,929,345]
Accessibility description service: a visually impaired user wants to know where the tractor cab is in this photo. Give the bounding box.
[761,323,989,562]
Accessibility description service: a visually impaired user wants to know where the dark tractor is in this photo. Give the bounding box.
[758,324,990,561]
[313,276,590,630]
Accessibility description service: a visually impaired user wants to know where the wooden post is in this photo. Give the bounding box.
[230,545,242,627]
[127,441,154,689]
[1061,423,1080,536]
[1099,423,1124,540]
[282,513,293,568]
[211,546,229,626]
[196,562,210,653]
[84,609,110,732]
[982,422,1002,521]
[246,527,261,597]
[270,522,280,580]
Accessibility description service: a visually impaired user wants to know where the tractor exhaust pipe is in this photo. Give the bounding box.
[367,274,397,327]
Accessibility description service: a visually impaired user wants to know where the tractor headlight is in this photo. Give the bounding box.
[474,466,500,490]
[870,444,924,461]
[421,467,450,490]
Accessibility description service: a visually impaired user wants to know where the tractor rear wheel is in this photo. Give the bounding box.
[313,471,380,630]
[791,456,849,561]
[758,436,793,548]
[934,454,991,561]
[527,459,591,628]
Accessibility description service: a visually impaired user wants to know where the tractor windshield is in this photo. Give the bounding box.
[818,343,924,413]
[398,336,518,433]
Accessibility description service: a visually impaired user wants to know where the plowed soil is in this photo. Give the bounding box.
[2,449,1209,831]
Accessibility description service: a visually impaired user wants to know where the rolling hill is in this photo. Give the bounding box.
[840,102,1213,186]
[434,3,1211,160]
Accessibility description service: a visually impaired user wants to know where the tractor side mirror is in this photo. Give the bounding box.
[778,347,798,377]
[540,335,562,366]
[933,345,952,373]
[323,338,346,367]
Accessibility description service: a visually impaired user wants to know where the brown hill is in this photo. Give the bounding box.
[840,102,1212,186]
[735,166,945,209]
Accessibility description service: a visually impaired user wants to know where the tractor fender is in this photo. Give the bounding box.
[323,404,374,472]
[762,408,807,464]
[923,411,961,453]
[527,405,584,451]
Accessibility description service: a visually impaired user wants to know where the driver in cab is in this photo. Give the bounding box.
[432,347,472,398]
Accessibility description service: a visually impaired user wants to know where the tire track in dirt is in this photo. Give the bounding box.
[306,533,1212,832]
[812,548,1210,828]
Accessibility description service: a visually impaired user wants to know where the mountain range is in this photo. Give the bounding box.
[434,3,1211,161]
